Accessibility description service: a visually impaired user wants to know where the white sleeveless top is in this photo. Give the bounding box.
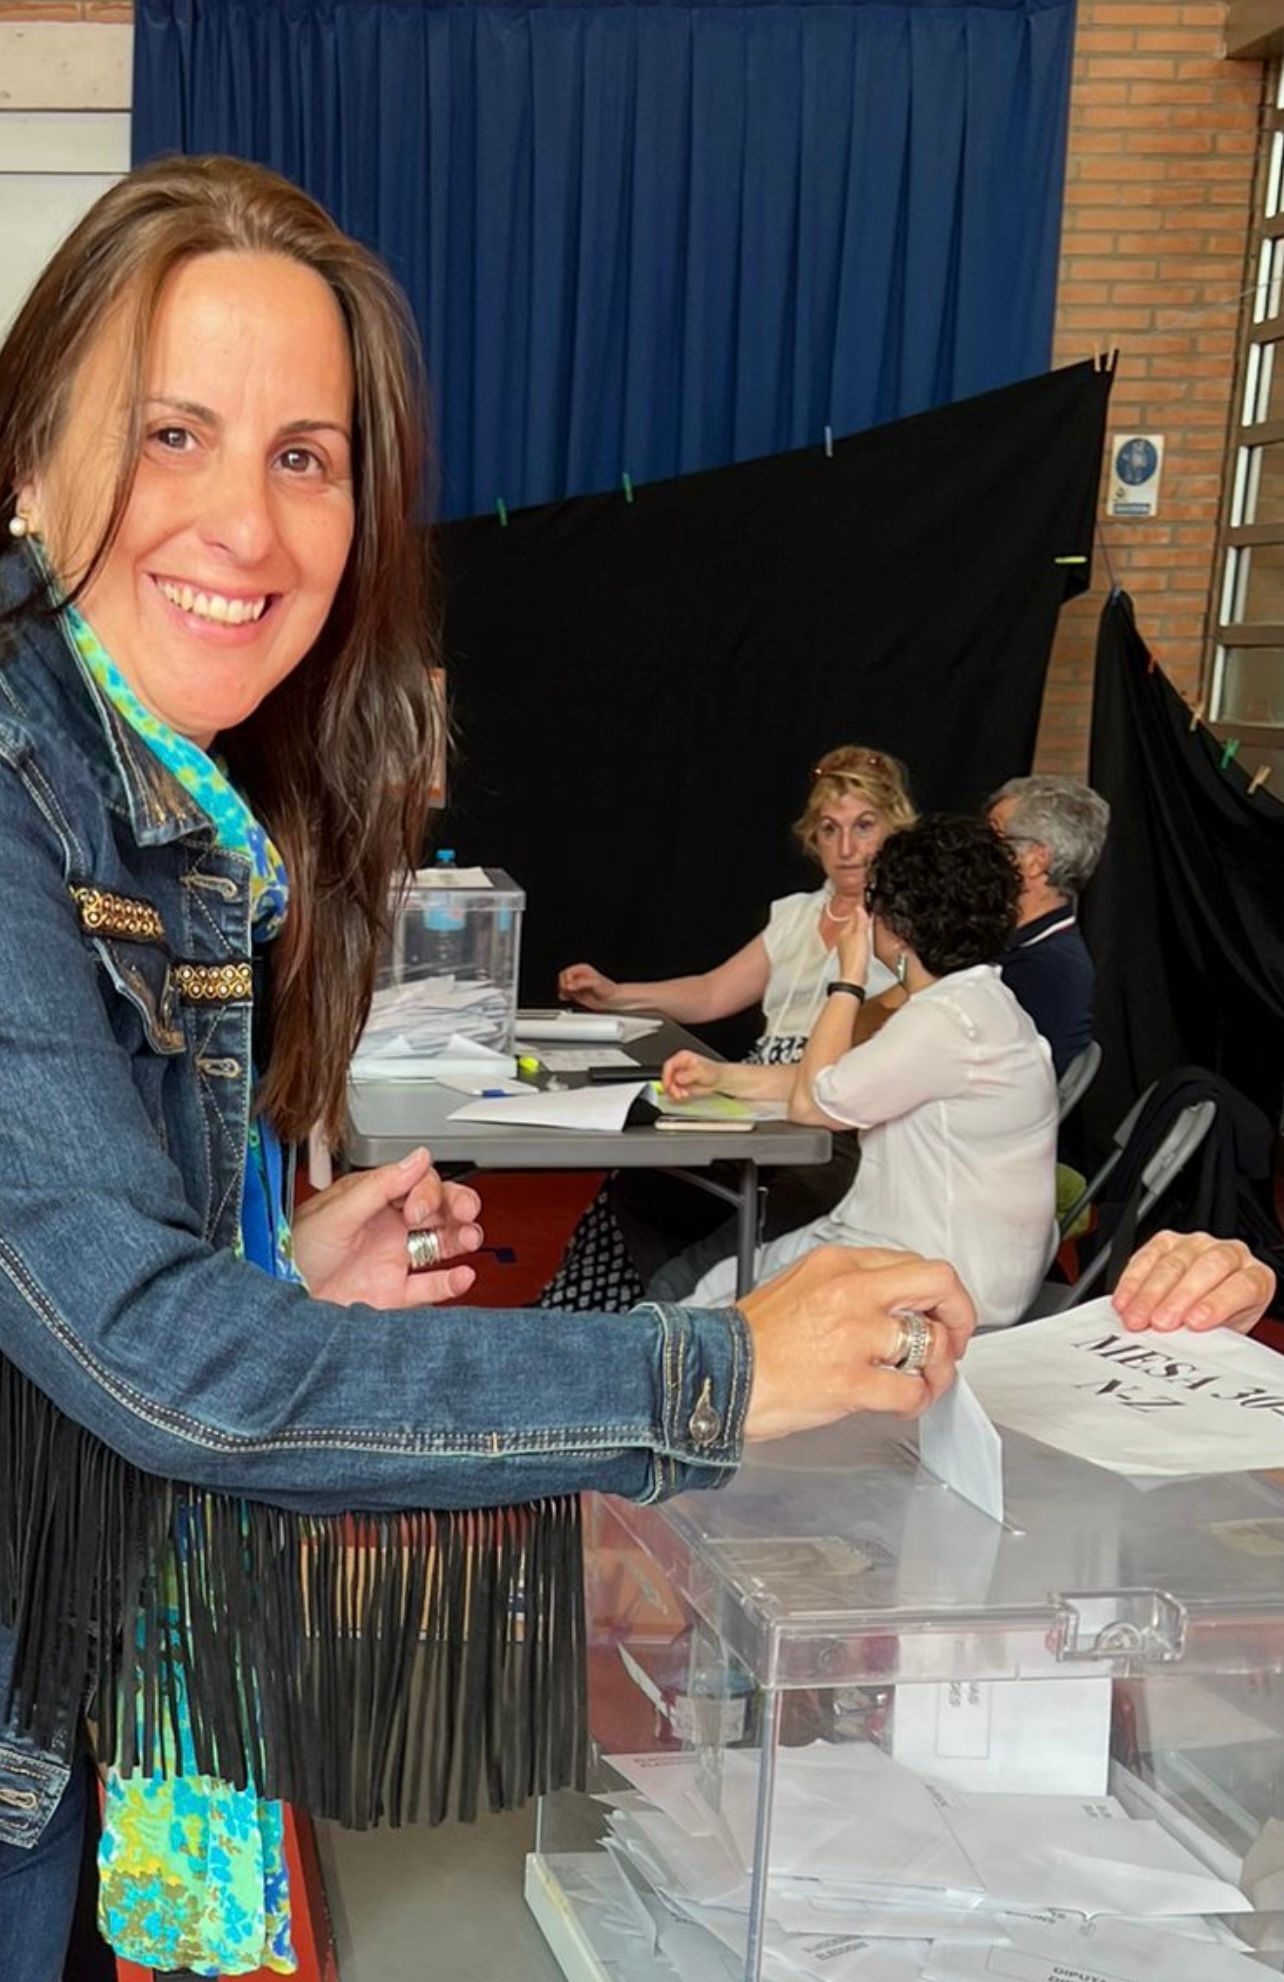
[754,889,895,1065]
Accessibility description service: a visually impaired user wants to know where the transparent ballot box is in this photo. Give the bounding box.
[528,1412,1284,1982]
[352,865,524,1074]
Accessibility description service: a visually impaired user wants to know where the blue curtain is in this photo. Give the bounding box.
[133,0,1075,520]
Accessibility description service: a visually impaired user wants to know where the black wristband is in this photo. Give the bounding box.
[827,980,867,1002]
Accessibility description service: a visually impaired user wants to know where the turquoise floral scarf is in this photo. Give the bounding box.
[65,602,298,1976]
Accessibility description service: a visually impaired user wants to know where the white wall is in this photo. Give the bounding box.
[0,24,132,331]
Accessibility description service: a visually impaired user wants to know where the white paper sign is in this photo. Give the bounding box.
[964,1299,1284,1477]
[450,1082,646,1133]
[892,1675,1111,1797]
[1107,432,1164,518]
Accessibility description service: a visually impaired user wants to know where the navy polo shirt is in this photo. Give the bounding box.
[999,905,1095,1079]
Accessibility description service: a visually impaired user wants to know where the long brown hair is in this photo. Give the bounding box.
[0,155,439,1142]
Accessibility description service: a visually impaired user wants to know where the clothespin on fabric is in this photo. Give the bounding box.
[824,425,834,458]
[1220,737,1241,771]
[495,497,509,528]
[1248,763,1273,796]
[621,472,634,506]
[1187,697,1206,732]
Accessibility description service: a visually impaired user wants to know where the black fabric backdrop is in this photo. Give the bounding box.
[1082,591,1284,1161]
[437,362,1111,1046]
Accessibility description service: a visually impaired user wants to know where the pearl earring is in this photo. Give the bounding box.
[8,513,29,539]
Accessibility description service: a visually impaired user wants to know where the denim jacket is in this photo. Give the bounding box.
[0,545,751,1839]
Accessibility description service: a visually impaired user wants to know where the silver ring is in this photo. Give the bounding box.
[407,1227,442,1273]
[886,1311,932,1373]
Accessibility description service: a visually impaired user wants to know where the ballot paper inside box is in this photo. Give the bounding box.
[530,1404,1284,1982]
[352,866,525,1068]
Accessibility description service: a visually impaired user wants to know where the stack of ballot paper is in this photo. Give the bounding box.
[350,978,513,1076]
[535,1739,1261,1982]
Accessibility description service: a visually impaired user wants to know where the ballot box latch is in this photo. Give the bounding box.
[1051,1589,1187,1666]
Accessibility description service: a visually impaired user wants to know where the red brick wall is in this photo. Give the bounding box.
[1037,0,1266,773]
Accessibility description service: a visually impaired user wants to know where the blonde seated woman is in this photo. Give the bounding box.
[544,747,917,1309]
[663,815,1060,1328]
[560,745,915,1062]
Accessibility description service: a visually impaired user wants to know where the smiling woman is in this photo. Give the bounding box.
[25,252,356,748]
[0,157,435,1146]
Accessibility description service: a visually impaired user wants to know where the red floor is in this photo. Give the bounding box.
[454,1168,603,1305]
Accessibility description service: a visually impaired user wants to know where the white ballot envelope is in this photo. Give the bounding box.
[964,1298,1284,1476]
[923,1911,1269,1982]
[917,1373,1004,1523]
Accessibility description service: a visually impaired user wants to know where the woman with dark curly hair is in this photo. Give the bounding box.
[671,817,1059,1327]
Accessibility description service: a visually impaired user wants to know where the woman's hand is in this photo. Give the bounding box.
[740,1245,975,1440]
[558,963,619,1011]
[1112,1230,1276,1335]
[662,1050,721,1101]
[293,1147,483,1308]
[834,904,872,986]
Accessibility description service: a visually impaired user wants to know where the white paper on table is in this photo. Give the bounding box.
[515,1011,627,1041]
[449,1081,646,1132]
[892,1675,1111,1797]
[942,1799,1251,1915]
[923,1911,1271,1982]
[917,1374,1004,1523]
[536,1045,639,1071]
[964,1298,1284,1477]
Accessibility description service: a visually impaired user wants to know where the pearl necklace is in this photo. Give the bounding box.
[821,896,860,927]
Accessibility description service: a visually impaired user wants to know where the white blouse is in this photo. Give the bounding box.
[756,889,894,1064]
[690,964,1058,1328]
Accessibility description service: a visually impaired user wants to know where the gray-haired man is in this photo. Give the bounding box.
[986,775,1111,1078]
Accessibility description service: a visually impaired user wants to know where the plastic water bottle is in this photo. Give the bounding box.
[420,848,467,977]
